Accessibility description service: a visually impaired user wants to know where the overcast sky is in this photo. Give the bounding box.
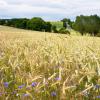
[0,0,100,20]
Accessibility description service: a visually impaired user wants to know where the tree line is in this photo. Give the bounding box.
[0,15,100,36]
[73,15,100,36]
[0,17,52,32]
[0,17,71,34]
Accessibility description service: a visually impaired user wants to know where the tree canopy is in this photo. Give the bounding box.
[73,15,100,35]
[0,17,52,32]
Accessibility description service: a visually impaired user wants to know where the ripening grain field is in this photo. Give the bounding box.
[1,25,100,100]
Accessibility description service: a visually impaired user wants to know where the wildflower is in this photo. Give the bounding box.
[31,82,37,87]
[55,77,61,81]
[43,80,48,85]
[45,82,48,85]
[18,84,25,89]
[23,93,30,97]
[94,84,100,89]
[16,93,19,96]
[4,82,9,88]
[51,91,57,97]
[96,95,100,98]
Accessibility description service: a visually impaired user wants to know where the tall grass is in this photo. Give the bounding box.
[0,26,100,99]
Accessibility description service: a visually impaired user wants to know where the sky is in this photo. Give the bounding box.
[0,0,100,21]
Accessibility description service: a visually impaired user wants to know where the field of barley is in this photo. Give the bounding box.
[0,25,100,100]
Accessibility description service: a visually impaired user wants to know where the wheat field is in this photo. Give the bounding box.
[0,25,100,100]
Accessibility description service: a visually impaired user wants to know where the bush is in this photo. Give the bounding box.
[58,28,70,34]
[45,22,52,32]
[52,25,58,33]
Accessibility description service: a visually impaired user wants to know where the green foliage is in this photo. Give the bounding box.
[0,19,6,25]
[27,17,46,31]
[52,25,58,33]
[1,15,100,36]
[45,22,52,32]
[0,18,52,32]
[51,21,63,30]
[61,18,73,28]
[73,15,100,36]
[58,27,70,34]
[63,21,67,29]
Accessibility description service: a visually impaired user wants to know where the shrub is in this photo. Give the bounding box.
[58,28,70,34]
[52,25,58,33]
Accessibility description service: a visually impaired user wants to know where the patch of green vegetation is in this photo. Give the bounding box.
[50,21,63,30]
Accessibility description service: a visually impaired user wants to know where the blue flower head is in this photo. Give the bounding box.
[31,82,37,87]
[94,84,100,89]
[18,84,25,89]
[96,95,100,98]
[51,91,57,97]
[23,93,30,97]
[4,82,9,88]
[55,77,61,81]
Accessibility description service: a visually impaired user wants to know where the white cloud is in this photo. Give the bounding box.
[0,0,100,20]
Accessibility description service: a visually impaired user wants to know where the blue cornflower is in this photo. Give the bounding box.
[96,95,100,98]
[31,82,37,87]
[55,77,61,81]
[51,91,57,97]
[4,82,9,88]
[23,93,30,97]
[94,84,100,89]
[18,84,25,89]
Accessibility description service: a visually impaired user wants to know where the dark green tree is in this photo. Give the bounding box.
[61,18,72,28]
[73,15,100,36]
[27,17,46,31]
[0,19,6,25]
[45,22,52,32]
[52,25,58,33]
